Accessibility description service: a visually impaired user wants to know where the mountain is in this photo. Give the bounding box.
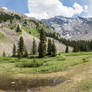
[0,8,71,56]
[41,16,92,40]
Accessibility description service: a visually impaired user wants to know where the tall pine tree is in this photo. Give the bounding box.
[51,40,56,57]
[3,51,6,57]
[38,28,47,58]
[48,39,52,55]
[65,46,69,53]
[16,25,22,32]
[24,46,28,57]
[12,44,16,57]
[17,36,24,58]
[32,38,37,55]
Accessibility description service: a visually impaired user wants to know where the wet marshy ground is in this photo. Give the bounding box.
[0,74,67,92]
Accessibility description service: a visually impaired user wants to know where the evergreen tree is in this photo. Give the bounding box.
[38,28,47,58]
[3,51,6,57]
[73,46,78,52]
[16,25,21,32]
[51,40,56,57]
[12,44,16,57]
[32,38,37,55]
[24,46,28,57]
[17,36,24,58]
[65,46,69,53]
[48,39,52,55]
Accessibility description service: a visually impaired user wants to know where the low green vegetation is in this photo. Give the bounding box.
[0,52,92,92]
[0,32,4,39]
[0,57,17,63]
[23,27,40,38]
[7,25,15,30]
[0,52,91,73]
[16,59,47,68]
[76,79,92,92]
[33,55,90,72]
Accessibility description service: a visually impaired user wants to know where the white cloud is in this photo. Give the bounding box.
[26,0,87,19]
[87,0,92,17]
[2,7,8,10]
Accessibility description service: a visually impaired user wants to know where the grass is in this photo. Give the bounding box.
[0,32,5,39]
[0,52,92,92]
[58,51,92,56]
[7,25,15,30]
[34,59,92,92]
[7,25,40,38]
[22,27,40,38]
[16,59,48,67]
[74,79,92,92]
[0,32,12,43]
[0,52,92,74]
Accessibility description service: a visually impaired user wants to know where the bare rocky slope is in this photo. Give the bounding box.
[0,8,70,56]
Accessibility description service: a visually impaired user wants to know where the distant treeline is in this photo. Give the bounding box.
[60,39,92,52]
[46,32,92,52]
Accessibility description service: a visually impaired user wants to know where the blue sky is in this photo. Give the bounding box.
[0,0,28,13]
[0,0,89,19]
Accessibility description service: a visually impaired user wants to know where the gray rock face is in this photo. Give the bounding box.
[41,16,92,40]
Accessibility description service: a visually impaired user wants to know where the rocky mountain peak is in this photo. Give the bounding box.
[42,16,92,40]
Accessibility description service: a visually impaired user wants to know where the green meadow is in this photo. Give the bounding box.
[0,52,92,92]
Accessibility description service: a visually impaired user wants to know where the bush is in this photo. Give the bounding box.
[82,58,89,63]
[16,59,46,67]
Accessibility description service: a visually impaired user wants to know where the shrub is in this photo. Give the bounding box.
[16,59,46,67]
[82,58,89,63]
